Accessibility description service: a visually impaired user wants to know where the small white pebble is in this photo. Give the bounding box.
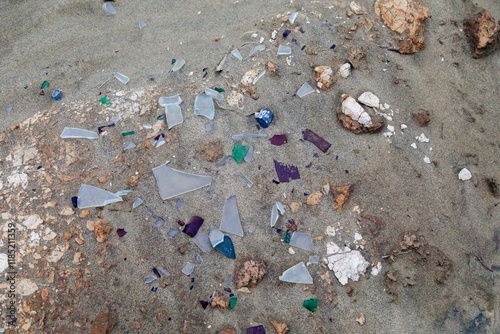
[458,168,472,181]
[288,247,295,255]
[400,124,408,130]
[411,143,417,149]
[424,156,431,164]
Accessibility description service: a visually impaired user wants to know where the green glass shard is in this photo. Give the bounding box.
[171,59,176,65]
[232,142,249,164]
[283,230,291,244]
[121,131,135,137]
[214,87,225,93]
[303,298,318,312]
[157,114,166,120]
[229,297,238,309]
[99,96,110,105]
[40,80,49,89]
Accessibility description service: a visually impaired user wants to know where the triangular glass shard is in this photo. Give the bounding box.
[214,235,236,259]
[277,44,292,55]
[172,59,186,72]
[102,2,116,15]
[113,72,130,84]
[114,190,132,197]
[60,127,98,139]
[152,165,212,200]
[77,184,123,209]
[123,141,136,151]
[165,104,183,129]
[270,201,285,227]
[205,87,224,101]
[252,70,266,85]
[244,146,254,162]
[289,11,298,24]
[138,19,146,29]
[132,198,143,209]
[220,195,244,237]
[276,201,285,214]
[279,262,313,284]
[297,82,315,98]
[193,233,212,254]
[194,93,215,120]
[159,95,182,106]
[249,44,265,57]
[290,232,313,251]
[209,226,225,247]
[231,48,243,60]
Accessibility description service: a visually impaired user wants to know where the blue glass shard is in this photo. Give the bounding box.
[214,235,236,259]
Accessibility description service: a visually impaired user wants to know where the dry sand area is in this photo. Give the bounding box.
[0,0,499,333]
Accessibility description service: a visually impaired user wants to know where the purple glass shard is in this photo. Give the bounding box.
[182,216,204,237]
[246,325,266,334]
[274,160,300,183]
[117,228,127,237]
[200,300,209,309]
[269,134,288,146]
[302,129,331,153]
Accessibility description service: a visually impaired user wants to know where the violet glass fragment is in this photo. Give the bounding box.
[220,195,244,237]
[183,216,204,237]
[200,300,209,309]
[117,228,127,237]
[269,134,288,146]
[246,325,267,334]
[302,129,331,153]
[273,160,300,183]
[152,164,212,200]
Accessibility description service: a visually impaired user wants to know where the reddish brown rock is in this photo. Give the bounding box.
[464,9,500,58]
[90,311,116,334]
[234,256,267,289]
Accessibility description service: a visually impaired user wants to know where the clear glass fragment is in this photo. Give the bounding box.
[166,227,179,237]
[157,267,170,277]
[297,82,315,98]
[193,233,212,254]
[231,134,267,140]
[144,275,157,284]
[165,104,183,129]
[138,19,146,29]
[123,141,136,151]
[270,201,285,227]
[159,95,182,106]
[182,262,195,276]
[249,44,265,57]
[239,174,253,188]
[220,195,244,237]
[290,232,314,251]
[102,2,116,15]
[231,49,243,60]
[244,146,254,162]
[289,11,298,24]
[252,70,266,85]
[172,59,186,72]
[205,87,224,101]
[60,127,98,139]
[196,254,203,264]
[152,164,212,200]
[209,226,225,247]
[113,72,130,84]
[277,45,292,55]
[194,94,215,120]
[77,184,124,209]
[279,262,313,284]
[307,255,320,266]
[132,198,143,209]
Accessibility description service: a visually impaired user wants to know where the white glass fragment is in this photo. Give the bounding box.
[277,45,292,55]
[159,95,182,106]
[279,262,313,284]
[289,232,313,251]
[165,104,183,129]
[296,82,315,98]
[152,164,212,200]
[220,195,244,237]
[60,127,98,139]
[194,94,215,120]
[231,49,243,60]
[77,184,124,209]
[249,44,265,57]
[172,59,186,72]
[113,72,130,84]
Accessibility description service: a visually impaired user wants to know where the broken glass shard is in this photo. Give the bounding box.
[159,95,182,106]
[196,254,204,264]
[165,104,183,129]
[182,262,195,275]
[252,70,266,85]
[166,227,179,237]
[232,142,249,164]
[77,184,124,209]
[274,160,300,183]
[152,164,212,200]
[255,108,274,128]
[60,127,98,139]
[205,87,224,101]
[215,155,231,168]
[194,93,215,120]
[114,189,132,197]
[303,298,318,312]
[172,59,186,72]
[279,262,313,284]
[239,174,253,188]
[289,11,298,24]
[231,134,267,140]
[123,141,136,151]
[175,199,183,210]
[102,2,116,15]
[302,129,331,153]
[6,103,13,113]
[297,82,315,97]
[204,121,214,132]
[290,232,313,251]
[138,19,146,29]
[246,325,266,334]
[132,198,143,209]
[249,44,265,57]
[307,255,320,266]
[270,201,285,227]
[244,146,254,162]
[117,228,127,237]
[220,195,244,237]
[158,267,170,277]
[283,230,291,243]
[231,48,243,60]
[99,95,110,105]
[269,134,288,146]
[229,297,238,309]
[144,275,157,284]
[277,45,292,55]
[215,235,236,259]
[155,135,166,148]
[113,72,130,84]
[193,233,212,254]
[183,216,204,237]
[209,226,225,247]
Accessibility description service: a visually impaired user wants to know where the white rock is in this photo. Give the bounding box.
[0,253,8,273]
[28,231,40,247]
[22,215,43,229]
[401,124,408,130]
[424,156,431,164]
[7,171,28,189]
[43,227,57,241]
[59,207,74,216]
[339,63,351,78]
[416,133,430,143]
[46,245,66,263]
[354,233,363,241]
[358,112,373,127]
[326,243,370,285]
[18,279,39,296]
[358,92,380,108]
[325,226,336,236]
[350,1,366,14]
[411,143,417,149]
[387,125,395,132]
[371,262,382,276]
[458,168,472,181]
[342,95,372,127]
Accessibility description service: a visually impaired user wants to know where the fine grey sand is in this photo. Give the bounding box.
[0,0,499,333]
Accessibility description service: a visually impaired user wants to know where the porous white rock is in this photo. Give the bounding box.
[339,63,351,78]
[326,242,370,285]
[358,92,380,108]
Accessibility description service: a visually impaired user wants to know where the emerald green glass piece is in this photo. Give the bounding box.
[214,87,225,93]
[303,298,318,312]
[171,59,176,65]
[40,80,49,89]
[283,230,291,244]
[157,114,166,120]
[232,142,249,164]
[121,131,135,137]
[229,297,238,309]
[99,96,110,105]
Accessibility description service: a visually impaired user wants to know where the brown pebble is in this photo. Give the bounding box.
[127,175,139,187]
[79,210,90,218]
[64,233,73,241]
[131,320,141,329]
[346,286,354,297]
[144,140,151,148]
[412,110,431,126]
[178,243,190,255]
[203,141,224,162]
[306,191,323,206]
[98,176,107,183]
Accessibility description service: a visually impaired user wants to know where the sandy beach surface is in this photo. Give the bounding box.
[0,0,499,333]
